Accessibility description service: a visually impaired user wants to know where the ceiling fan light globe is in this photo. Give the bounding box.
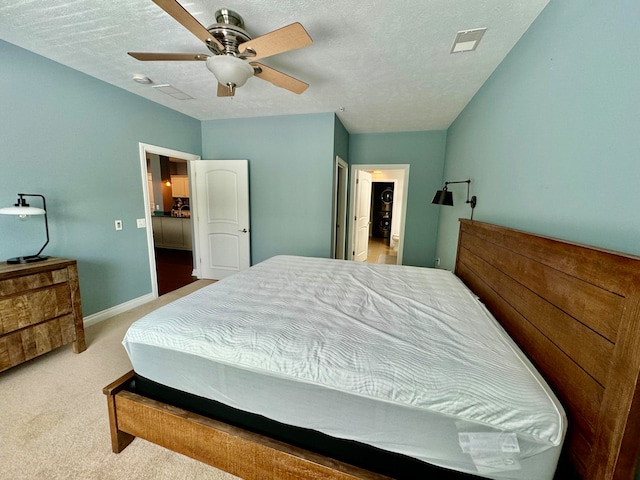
[206,56,254,88]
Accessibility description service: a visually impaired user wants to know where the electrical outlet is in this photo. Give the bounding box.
[115,220,123,231]
[136,218,146,228]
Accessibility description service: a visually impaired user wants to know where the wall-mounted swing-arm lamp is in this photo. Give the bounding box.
[431,180,477,218]
[0,193,50,264]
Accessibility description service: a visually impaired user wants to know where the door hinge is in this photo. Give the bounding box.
[356,178,359,184]
[352,251,355,256]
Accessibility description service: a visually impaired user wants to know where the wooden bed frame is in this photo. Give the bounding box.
[454,220,640,480]
[104,220,640,480]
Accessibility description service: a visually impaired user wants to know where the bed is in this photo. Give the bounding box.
[104,220,640,480]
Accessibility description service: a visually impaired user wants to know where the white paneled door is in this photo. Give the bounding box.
[353,169,372,262]
[192,160,250,280]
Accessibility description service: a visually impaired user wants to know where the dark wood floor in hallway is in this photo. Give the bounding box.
[155,248,197,295]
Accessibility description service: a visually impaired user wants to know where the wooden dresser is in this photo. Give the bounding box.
[0,258,86,372]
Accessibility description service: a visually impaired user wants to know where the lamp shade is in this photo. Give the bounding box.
[206,55,254,87]
[431,189,454,206]
[0,205,46,216]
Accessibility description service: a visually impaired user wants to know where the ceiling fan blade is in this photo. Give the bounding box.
[239,23,312,61]
[251,62,309,94]
[217,83,235,97]
[152,0,224,52]
[128,52,209,61]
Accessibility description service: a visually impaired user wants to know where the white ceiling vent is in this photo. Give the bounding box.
[151,84,194,100]
[451,28,487,53]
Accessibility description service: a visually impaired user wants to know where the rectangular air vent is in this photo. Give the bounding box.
[152,84,194,100]
[451,28,487,53]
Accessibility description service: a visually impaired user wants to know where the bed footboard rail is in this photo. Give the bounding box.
[103,370,392,480]
[103,370,136,453]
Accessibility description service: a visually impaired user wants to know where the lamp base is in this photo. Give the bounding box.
[7,255,49,265]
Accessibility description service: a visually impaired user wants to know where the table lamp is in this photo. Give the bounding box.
[0,193,50,264]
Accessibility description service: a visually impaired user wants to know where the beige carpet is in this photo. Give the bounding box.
[0,280,240,480]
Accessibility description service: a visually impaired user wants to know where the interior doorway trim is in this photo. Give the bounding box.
[138,143,200,298]
[347,164,410,264]
[332,156,348,259]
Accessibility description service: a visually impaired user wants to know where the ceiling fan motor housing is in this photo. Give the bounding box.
[207,8,252,56]
[215,9,243,27]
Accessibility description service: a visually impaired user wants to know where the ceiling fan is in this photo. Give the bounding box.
[128,0,313,97]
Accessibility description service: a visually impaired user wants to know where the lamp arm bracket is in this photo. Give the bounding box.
[442,180,476,209]
[443,180,471,187]
[17,193,49,257]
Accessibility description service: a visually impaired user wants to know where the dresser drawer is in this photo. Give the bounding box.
[0,258,85,372]
[0,283,72,335]
[0,267,68,297]
[0,314,76,371]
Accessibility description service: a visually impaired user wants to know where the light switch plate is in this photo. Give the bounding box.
[115,220,123,231]
[136,218,146,228]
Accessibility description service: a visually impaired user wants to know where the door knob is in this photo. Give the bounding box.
[238,228,248,233]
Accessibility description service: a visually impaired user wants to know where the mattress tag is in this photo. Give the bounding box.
[458,432,520,454]
[469,452,521,474]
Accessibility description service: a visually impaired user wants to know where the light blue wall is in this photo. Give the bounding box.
[201,113,336,264]
[0,40,201,315]
[349,131,447,267]
[436,0,640,270]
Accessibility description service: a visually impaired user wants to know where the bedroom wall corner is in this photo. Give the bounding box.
[333,114,350,163]
[201,113,336,264]
[0,39,202,316]
[436,0,640,271]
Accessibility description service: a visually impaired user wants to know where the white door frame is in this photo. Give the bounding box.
[347,164,410,264]
[138,143,200,298]
[332,156,348,259]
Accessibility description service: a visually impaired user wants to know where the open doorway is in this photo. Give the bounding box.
[138,143,200,298]
[347,164,410,265]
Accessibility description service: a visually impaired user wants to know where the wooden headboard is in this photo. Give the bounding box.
[455,219,640,480]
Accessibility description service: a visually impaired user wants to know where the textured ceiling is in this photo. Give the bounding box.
[0,0,550,133]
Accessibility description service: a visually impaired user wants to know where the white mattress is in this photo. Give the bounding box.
[123,255,566,479]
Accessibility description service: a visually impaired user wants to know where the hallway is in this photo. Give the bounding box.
[366,237,397,265]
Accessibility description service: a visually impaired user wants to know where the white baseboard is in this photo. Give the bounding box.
[82,292,157,328]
